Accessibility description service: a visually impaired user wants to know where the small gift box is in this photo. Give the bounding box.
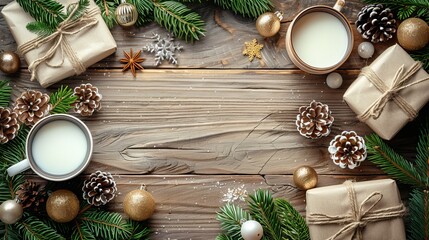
[343,44,429,140]
[2,0,117,88]
[306,179,406,240]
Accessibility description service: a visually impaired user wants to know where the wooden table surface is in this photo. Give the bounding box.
[1,0,427,239]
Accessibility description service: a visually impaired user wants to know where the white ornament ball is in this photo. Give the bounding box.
[0,200,23,224]
[241,220,263,240]
[326,72,343,89]
[358,42,375,59]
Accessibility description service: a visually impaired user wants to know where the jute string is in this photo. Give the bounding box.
[307,181,406,240]
[357,61,429,121]
[17,5,100,81]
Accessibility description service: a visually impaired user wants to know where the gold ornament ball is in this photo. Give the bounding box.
[256,11,283,37]
[293,166,318,190]
[46,190,80,223]
[0,200,23,224]
[115,2,138,27]
[397,18,429,51]
[123,189,156,221]
[0,51,20,74]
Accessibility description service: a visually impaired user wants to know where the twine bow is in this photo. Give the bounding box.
[17,4,100,81]
[357,62,429,121]
[307,181,406,240]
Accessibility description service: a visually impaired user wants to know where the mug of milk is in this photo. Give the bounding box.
[7,114,93,181]
[285,0,353,74]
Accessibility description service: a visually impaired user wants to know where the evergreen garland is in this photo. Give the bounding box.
[216,190,309,240]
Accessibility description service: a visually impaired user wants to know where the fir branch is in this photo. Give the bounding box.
[67,0,91,22]
[365,133,427,188]
[153,1,206,42]
[213,0,273,18]
[362,0,429,21]
[16,215,65,240]
[0,80,12,107]
[216,234,237,240]
[407,189,429,240]
[126,219,151,240]
[49,86,77,114]
[26,22,56,37]
[80,209,131,239]
[94,0,118,28]
[274,199,309,240]
[410,45,429,73]
[216,204,251,239]
[71,221,96,240]
[415,118,429,185]
[16,0,66,28]
[128,0,154,27]
[248,190,283,240]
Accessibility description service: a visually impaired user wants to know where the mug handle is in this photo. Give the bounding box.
[7,159,30,177]
[333,0,345,12]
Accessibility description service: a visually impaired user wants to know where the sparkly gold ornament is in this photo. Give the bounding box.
[0,200,23,224]
[123,188,155,221]
[0,51,20,74]
[115,1,138,27]
[293,166,318,190]
[256,11,283,37]
[46,189,80,223]
[397,18,429,51]
[243,39,264,62]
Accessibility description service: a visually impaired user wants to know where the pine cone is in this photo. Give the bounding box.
[328,131,367,169]
[356,4,397,43]
[82,171,117,206]
[295,100,334,139]
[0,107,19,144]
[73,83,102,116]
[16,180,47,211]
[14,90,51,125]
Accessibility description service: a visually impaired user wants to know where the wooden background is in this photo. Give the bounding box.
[1,0,427,239]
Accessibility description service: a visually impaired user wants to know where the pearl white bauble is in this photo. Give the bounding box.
[241,220,263,240]
[0,200,23,224]
[326,72,343,89]
[358,42,375,59]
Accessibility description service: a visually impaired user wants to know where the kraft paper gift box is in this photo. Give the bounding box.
[343,44,429,140]
[2,0,117,88]
[306,179,406,240]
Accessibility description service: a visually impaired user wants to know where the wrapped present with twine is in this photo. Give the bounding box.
[343,44,429,140]
[306,179,406,240]
[1,0,116,88]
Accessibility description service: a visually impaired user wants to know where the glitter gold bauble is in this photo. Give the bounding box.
[256,11,283,37]
[0,200,23,224]
[115,2,138,27]
[0,51,20,74]
[293,166,318,190]
[397,18,429,51]
[46,190,80,223]
[123,189,155,221]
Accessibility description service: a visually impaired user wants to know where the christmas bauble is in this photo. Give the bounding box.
[123,189,155,221]
[256,11,283,37]
[326,72,343,89]
[293,166,318,190]
[241,220,263,240]
[46,190,80,223]
[0,51,20,74]
[357,42,375,59]
[397,18,429,51]
[0,200,23,224]
[115,2,138,27]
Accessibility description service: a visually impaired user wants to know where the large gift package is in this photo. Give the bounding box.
[344,44,429,140]
[306,179,406,240]
[1,0,117,88]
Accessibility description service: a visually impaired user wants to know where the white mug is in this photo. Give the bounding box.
[7,114,93,181]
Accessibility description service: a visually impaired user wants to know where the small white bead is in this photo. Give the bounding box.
[358,42,375,59]
[326,72,343,89]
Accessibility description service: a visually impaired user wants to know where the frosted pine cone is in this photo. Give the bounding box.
[82,171,116,206]
[356,4,396,43]
[14,90,51,125]
[296,100,334,139]
[0,107,19,144]
[16,180,47,211]
[328,131,367,169]
[73,83,102,116]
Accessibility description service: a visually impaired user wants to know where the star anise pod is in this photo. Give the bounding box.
[120,49,145,77]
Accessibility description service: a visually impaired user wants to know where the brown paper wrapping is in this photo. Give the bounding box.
[343,44,429,140]
[1,0,117,88]
[306,179,405,240]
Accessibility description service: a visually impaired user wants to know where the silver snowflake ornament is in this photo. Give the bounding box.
[142,33,183,66]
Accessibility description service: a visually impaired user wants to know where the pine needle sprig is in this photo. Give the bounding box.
[128,0,154,26]
[362,0,429,21]
[49,85,78,114]
[415,118,429,186]
[0,80,12,107]
[216,234,237,240]
[126,219,151,240]
[67,0,91,22]
[25,22,56,37]
[16,0,66,28]
[410,45,429,73]
[407,189,429,240]
[216,204,251,238]
[94,0,119,29]
[153,1,206,42]
[79,209,131,239]
[213,0,273,18]
[16,215,65,240]
[274,199,309,240]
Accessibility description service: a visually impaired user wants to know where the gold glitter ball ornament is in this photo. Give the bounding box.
[123,189,156,221]
[256,11,283,37]
[0,51,20,74]
[46,190,80,223]
[397,18,429,51]
[115,2,138,27]
[0,200,23,224]
[243,39,264,62]
[293,166,318,190]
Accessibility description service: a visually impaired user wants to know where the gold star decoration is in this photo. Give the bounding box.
[120,49,145,77]
[242,39,264,62]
